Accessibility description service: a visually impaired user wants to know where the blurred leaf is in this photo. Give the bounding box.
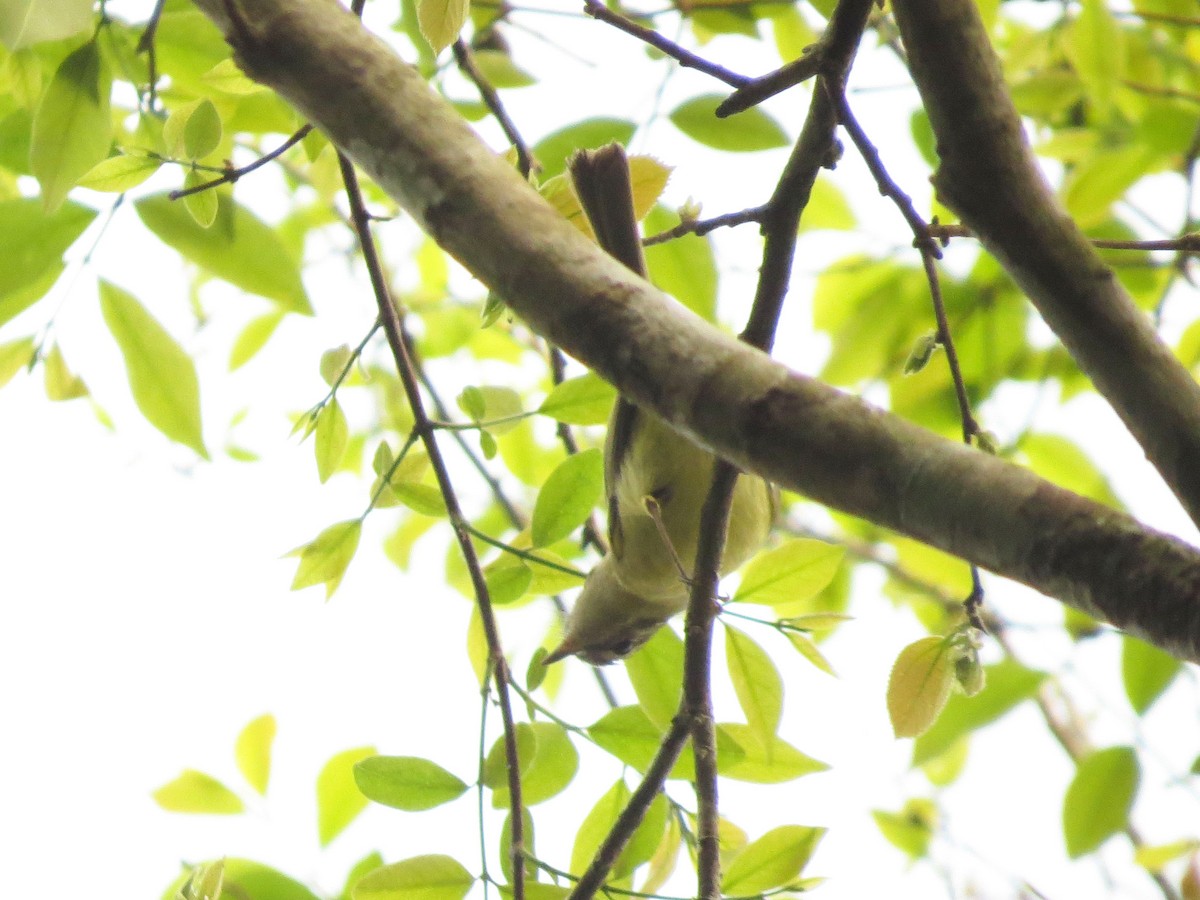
[1122,636,1181,714]
[229,310,285,370]
[873,799,937,860]
[0,0,92,48]
[31,40,112,212]
[235,713,275,796]
[184,98,223,159]
[721,825,824,894]
[354,755,469,811]
[1063,746,1139,858]
[317,745,375,846]
[799,177,856,232]
[670,95,788,152]
[153,769,243,814]
[43,342,88,400]
[1134,840,1200,873]
[490,721,579,807]
[1019,433,1120,508]
[164,858,321,900]
[287,519,363,598]
[530,448,603,547]
[135,193,312,314]
[0,198,95,326]
[0,336,35,388]
[785,631,835,676]
[1068,0,1123,119]
[353,855,474,900]
[99,280,208,458]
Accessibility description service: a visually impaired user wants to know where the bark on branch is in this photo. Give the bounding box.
[892,0,1200,530]
[189,0,1200,662]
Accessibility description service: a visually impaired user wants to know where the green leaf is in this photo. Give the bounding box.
[135,193,312,314]
[785,631,835,676]
[716,724,827,784]
[733,539,845,607]
[625,627,684,731]
[42,342,87,400]
[0,336,35,389]
[500,808,537,885]
[288,519,363,598]
[484,560,532,606]
[588,705,691,780]
[570,781,630,878]
[354,755,469,811]
[1020,433,1120,508]
[99,280,208,458]
[392,482,448,517]
[642,204,717,322]
[531,118,636,180]
[229,310,284,370]
[627,155,673,221]
[0,0,93,49]
[184,98,223,159]
[31,40,112,212]
[721,825,825,894]
[538,373,616,425]
[887,636,954,739]
[0,198,95,326]
[489,721,579,807]
[530,448,603,547]
[317,745,375,846]
[725,624,783,751]
[481,723,538,790]
[315,399,349,483]
[1063,746,1139,858]
[670,95,788,152]
[201,58,267,96]
[417,0,469,53]
[911,659,1046,765]
[153,769,244,814]
[235,713,275,796]
[1121,636,1181,714]
[470,50,536,89]
[183,171,220,228]
[77,153,161,192]
[353,855,474,900]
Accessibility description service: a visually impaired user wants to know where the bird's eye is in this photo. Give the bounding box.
[610,638,636,658]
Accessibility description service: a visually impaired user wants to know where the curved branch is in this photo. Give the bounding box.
[891,0,1200,530]
[190,0,1200,663]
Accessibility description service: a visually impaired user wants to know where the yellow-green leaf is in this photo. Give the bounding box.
[417,0,469,53]
[0,0,92,49]
[182,171,220,228]
[354,755,469,811]
[721,825,825,894]
[628,155,672,221]
[99,280,208,458]
[538,372,616,425]
[1122,635,1181,714]
[315,399,349,483]
[77,153,161,192]
[288,519,362,598]
[625,627,684,731]
[0,336,35,388]
[725,624,783,751]
[717,724,827,784]
[317,745,375,846]
[153,769,244,814]
[0,198,95,326]
[234,713,275,796]
[184,98,222,159]
[786,631,835,676]
[353,854,474,900]
[670,94,788,152]
[530,448,603,547]
[229,310,284,370]
[31,40,112,212]
[733,538,844,607]
[887,635,954,739]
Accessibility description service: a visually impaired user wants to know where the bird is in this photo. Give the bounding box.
[543,144,775,665]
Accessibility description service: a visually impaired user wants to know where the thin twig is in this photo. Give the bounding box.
[642,206,765,246]
[337,151,526,900]
[452,40,535,177]
[582,0,750,89]
[169,124,315,199]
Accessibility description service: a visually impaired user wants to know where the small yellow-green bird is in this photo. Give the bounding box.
[544,144,775,666]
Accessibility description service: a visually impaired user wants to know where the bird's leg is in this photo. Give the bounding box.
[643,490,692,585]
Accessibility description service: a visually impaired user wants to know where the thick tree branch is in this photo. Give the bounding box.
[892,0,1200,530]
[190,0,1200,663]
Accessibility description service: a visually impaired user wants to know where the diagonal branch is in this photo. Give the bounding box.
[892,0,1200,530]
[190,0,1200,663]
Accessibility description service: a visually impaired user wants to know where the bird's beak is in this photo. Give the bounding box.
[542,638,577,665]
